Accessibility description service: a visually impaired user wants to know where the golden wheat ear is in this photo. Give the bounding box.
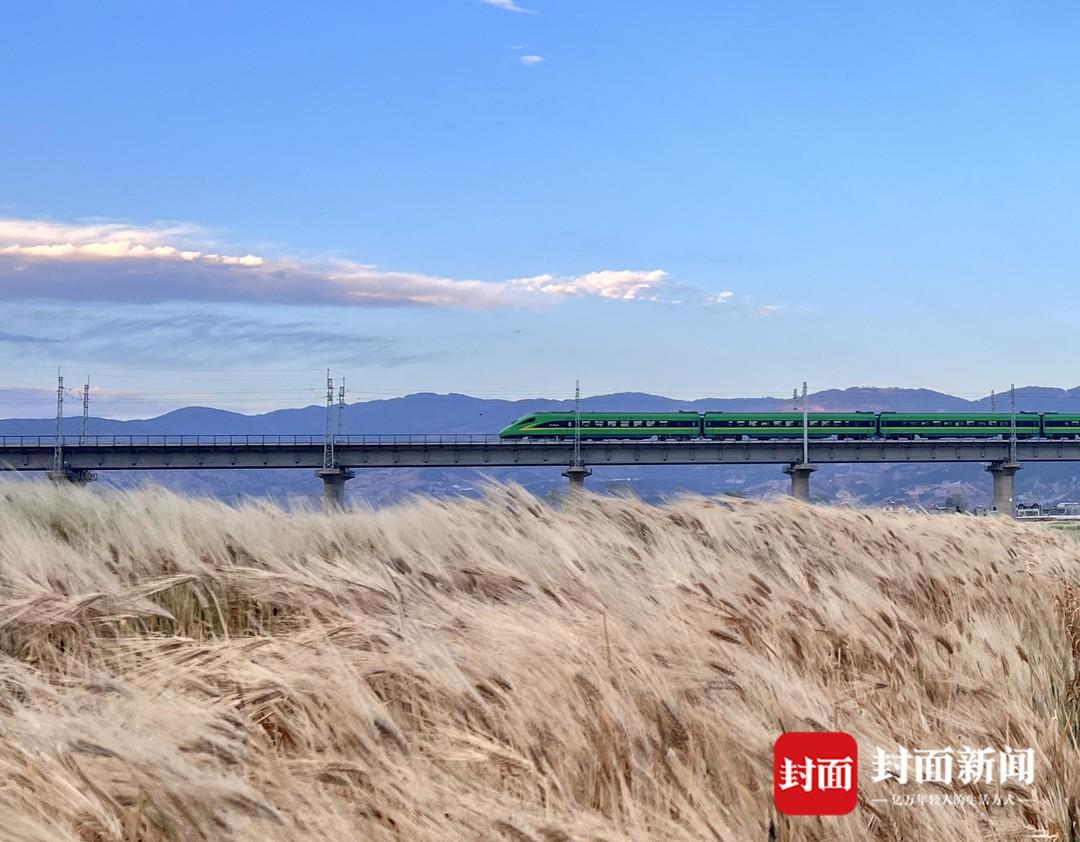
[0,481,1076,840]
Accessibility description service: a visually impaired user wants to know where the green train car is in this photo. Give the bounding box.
[1041,413,1080,438]
[877,412,1041,438]
[498,410,1080,440]
[498,412,700,439]
[702,412,876,439]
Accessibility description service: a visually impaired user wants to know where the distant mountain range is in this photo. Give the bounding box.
[6,386,1080,509]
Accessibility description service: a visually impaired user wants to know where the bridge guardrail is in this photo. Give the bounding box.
[1,434,1075,449]
[0,434,510,448]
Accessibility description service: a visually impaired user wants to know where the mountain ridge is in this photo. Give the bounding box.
[8,385,1080,437]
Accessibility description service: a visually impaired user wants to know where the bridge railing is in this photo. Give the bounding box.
[0,434,509,448]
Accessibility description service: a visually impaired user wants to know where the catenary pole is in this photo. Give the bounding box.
[1010,383,1017,463]
[323,370,334,469]
[802,381,809,465]
[81,376,89,444]
[54,368,64,473]
[573,380,582,468]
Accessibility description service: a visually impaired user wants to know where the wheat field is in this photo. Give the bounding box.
[0,480,1079,841]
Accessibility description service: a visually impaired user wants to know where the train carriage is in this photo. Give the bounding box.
[1040,413,1080,439]
[498,412,701,439]
[878,412,1041,438]
[498,409,1061,442]
[701,412,877,440]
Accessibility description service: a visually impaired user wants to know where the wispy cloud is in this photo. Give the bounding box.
[0,218,739,311]
[0,330,58,344]
[520,55,543,66]
[0,384,173,420]
[481,0,533,13]
[64,310,434,368]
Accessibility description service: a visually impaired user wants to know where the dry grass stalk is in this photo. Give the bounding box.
[0,481,1077,839]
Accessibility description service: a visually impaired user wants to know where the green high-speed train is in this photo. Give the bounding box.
[499,411,1080,440]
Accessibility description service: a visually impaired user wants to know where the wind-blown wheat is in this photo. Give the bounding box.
[0,480,1078,840]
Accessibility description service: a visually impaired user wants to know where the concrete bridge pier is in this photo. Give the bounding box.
[47,467,95,485]
[562,464,592,489]
[784,463,816,502]
[986,461,1021,518]
[316,466,355,510]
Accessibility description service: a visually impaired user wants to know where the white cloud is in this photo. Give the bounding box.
[0,219,262,266]
[0,215,708,310]
[0,217,744,312]
[520,55,543,66]
[514,270,668,301]
[482,0,533,12]
[0,219,199,246]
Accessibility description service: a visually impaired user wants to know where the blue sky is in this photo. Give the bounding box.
[3,1,1080,417]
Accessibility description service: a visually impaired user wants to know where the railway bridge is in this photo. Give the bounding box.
[1,434,1072,515]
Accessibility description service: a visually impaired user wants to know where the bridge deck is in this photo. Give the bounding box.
[1,436,1078,471]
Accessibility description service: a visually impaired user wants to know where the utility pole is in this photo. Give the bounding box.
[784,380,816,502]
[81,376,90,444]
[53,368,64,473]
[337,376,346,440]
[573,379,582,469]
[1010,383,1017,463]
[323,369,335,469]
[562,379,591,489]
[802,380,809,465]
[315,369,354,509]
[990,389,997,413]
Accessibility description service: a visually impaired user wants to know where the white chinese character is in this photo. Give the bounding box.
[999,748,1034,785]
[779,757,814,791]
[956,747,995,784]
[817,756,853,791]
[871,746,910,783]
[913,748,953,784]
